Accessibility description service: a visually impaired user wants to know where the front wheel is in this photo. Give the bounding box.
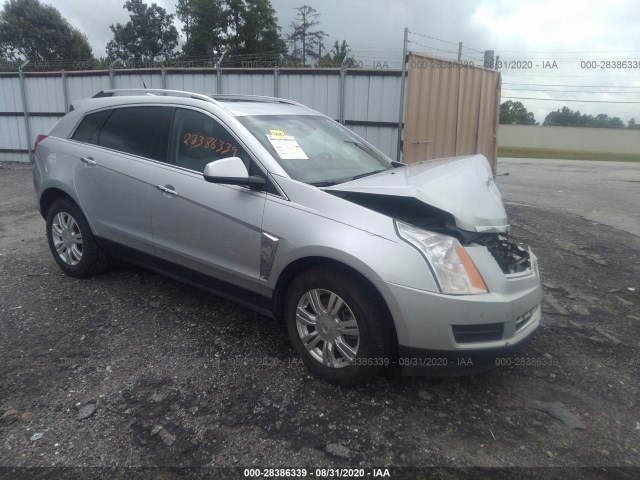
[46,198,109,278]
[284,266,392,386]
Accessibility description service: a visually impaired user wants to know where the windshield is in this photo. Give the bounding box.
[237,115,393,185]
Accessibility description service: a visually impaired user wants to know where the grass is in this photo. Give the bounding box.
[498,146,640,162]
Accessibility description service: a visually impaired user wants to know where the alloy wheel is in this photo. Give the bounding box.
[295,289,360,368]
[51,212,83,266]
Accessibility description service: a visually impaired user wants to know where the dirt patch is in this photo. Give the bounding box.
[1,164,639,469]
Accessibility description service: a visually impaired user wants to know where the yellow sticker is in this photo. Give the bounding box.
[269,130,286,138]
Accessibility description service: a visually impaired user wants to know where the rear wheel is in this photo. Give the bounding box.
[285,266,392,386]
[46,198,109,278]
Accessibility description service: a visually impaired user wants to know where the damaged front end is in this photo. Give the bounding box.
[327,190,532,278]
[474,234,531,275]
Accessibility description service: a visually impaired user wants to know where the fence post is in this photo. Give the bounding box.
[338,53,350,125]
[61,70,70,113]
[161,67,167,89]
[274,65,279,97]
[396,27,409,162]
[109,60,124,89]
[18,60,33,162]
[339,66,346,125]
[216,53,225,94]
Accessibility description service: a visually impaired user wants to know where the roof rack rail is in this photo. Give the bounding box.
[209,94,307,109]
[92,89,223,107]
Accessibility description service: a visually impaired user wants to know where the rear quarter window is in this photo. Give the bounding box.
[71,110,111,144]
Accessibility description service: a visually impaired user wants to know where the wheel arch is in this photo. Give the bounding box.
[272,256,399,355]
[39,187,76,219]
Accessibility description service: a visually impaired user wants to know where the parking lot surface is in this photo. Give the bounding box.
[1,160,639,471]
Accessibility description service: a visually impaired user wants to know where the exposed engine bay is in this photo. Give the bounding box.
[329,191,531,275]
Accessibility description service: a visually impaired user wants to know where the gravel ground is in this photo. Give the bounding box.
[1,162,639,475]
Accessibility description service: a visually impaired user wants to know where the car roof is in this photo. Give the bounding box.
[72,90,321,118]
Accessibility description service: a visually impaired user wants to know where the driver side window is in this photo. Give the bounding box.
[170,109,250,173]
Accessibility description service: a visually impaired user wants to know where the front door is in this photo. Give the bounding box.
[150,108,267,296]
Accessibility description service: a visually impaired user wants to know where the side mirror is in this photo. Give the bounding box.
[202,157,265,189]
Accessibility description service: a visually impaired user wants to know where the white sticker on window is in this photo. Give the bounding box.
[266,134,309,160]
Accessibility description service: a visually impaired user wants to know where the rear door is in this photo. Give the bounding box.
[150,107,267,296]
[71,106,174,254]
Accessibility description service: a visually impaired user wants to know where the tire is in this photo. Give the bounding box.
[46,198,109,278]
[284,266,393,386]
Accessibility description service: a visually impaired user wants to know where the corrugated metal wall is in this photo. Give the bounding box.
[0,76,27,160]
[0,68,401,162]
[402,53,501,171]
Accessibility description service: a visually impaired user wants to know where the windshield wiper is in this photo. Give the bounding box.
[344,140,376,154]
[309,180,340,187]
[351,169,386,181]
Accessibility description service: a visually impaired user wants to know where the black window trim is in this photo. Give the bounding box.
[66,103,286,199]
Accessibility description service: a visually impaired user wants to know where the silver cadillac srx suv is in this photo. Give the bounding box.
[33,89,542,385]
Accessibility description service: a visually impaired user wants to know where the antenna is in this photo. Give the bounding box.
[139,74,147,90]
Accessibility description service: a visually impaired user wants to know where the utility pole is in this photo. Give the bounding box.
[458,42,463,62]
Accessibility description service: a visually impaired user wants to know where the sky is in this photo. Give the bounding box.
[46,0,640,123]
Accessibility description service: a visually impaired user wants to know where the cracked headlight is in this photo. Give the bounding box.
[395,220,488,295]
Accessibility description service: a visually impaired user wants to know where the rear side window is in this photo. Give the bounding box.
[71,110,110,144]
[98,107,174,162]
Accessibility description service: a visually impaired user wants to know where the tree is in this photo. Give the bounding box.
[106,0,178,63]
[629,118,638,129]
[287,5,327,65]
[224,0,285,55]
[176,0,193,43]
[543,106,626,129]
[0,0,92,62]
[239,0,286,54]
[318,40,357,68]
[179,0,227,58]
[499,100,538,125]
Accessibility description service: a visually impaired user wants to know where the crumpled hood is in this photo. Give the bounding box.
[325,154,509,233]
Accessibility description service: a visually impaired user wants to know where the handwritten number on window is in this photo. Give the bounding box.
[183,131,240,158]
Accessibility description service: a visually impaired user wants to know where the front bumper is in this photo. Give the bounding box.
[396,327,539,376]
[372,248,542,374]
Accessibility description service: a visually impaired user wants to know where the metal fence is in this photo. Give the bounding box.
[403,52,501,171]
[0,65,402,162]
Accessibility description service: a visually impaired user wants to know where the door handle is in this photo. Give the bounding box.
[80,156,96,165]
[157,184,178,196]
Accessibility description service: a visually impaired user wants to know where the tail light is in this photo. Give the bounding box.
[33,134,47,161]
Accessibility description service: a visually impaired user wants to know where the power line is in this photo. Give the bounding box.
[407,30,485,54]
[494,57,640,62]
[462,45,484,53]
[503,82,640,88]
[503,96,640,104]
[503,88,640,94]
[407,39,458,55]
[407,30,459,46]
[500,73,640,78]
[497,50,640,54]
